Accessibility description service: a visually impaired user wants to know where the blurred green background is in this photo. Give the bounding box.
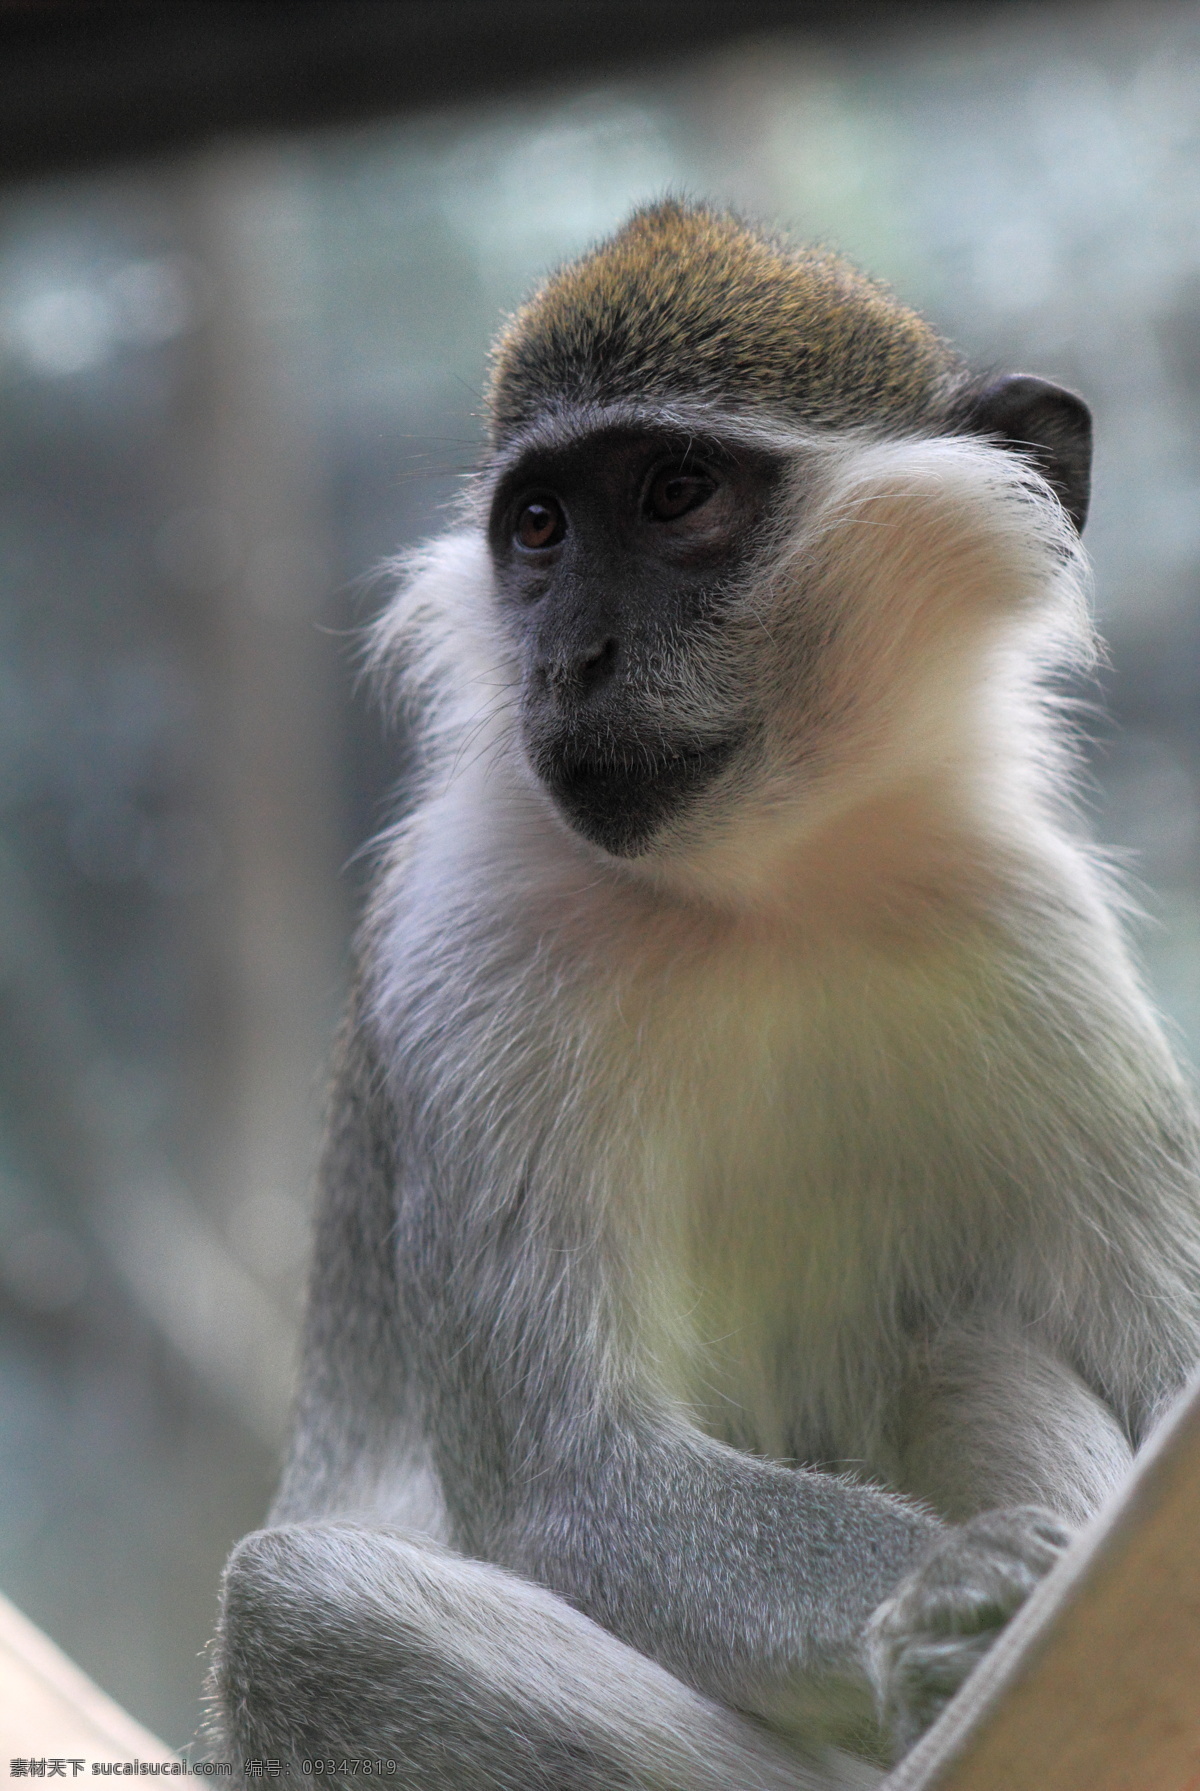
[2,0,1199,1750]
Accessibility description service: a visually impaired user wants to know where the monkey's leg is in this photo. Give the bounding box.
[212,1522,880,1791]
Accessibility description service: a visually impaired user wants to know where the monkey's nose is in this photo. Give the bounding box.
[539,636,619,700]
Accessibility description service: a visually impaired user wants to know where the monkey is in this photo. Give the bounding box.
[209,201,1200,1787]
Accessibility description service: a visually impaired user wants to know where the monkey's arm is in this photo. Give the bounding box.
[388,1193,1071,1747]
[865,1321,1135,1751]
[895,1319,1135,1526]
[495,1405,939,1730]
[268,996,445,1535]
[452,1350,1086,1748]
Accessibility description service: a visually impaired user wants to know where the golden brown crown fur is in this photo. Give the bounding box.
[487,199,959,446]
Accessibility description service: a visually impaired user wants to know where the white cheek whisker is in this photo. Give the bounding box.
[443,693,520,789]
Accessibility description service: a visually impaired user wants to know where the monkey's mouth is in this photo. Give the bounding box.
[536,735,738,856]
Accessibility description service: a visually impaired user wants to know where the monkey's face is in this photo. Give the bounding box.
[488,416,783,857]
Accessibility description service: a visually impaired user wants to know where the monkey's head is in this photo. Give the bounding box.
[482,201,1092,876]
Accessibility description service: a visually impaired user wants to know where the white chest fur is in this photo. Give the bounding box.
[375,772,1168,1481]
[601,914,1012,1469]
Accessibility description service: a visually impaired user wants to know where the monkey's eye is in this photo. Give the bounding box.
[644,463,717,522]
[514,495,566,550]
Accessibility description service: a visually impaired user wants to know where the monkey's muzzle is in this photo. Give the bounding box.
[535,734,737,856]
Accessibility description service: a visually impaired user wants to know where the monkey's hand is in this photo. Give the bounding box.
[862,1505,1072,1758]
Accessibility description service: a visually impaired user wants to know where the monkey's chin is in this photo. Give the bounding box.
[537,738,738,858]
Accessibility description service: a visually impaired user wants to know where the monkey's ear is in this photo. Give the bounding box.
[956,374,1092,533]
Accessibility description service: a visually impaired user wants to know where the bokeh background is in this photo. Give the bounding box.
[2,0,1199,1750]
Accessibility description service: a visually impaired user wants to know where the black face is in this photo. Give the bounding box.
[488,422,780,856]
